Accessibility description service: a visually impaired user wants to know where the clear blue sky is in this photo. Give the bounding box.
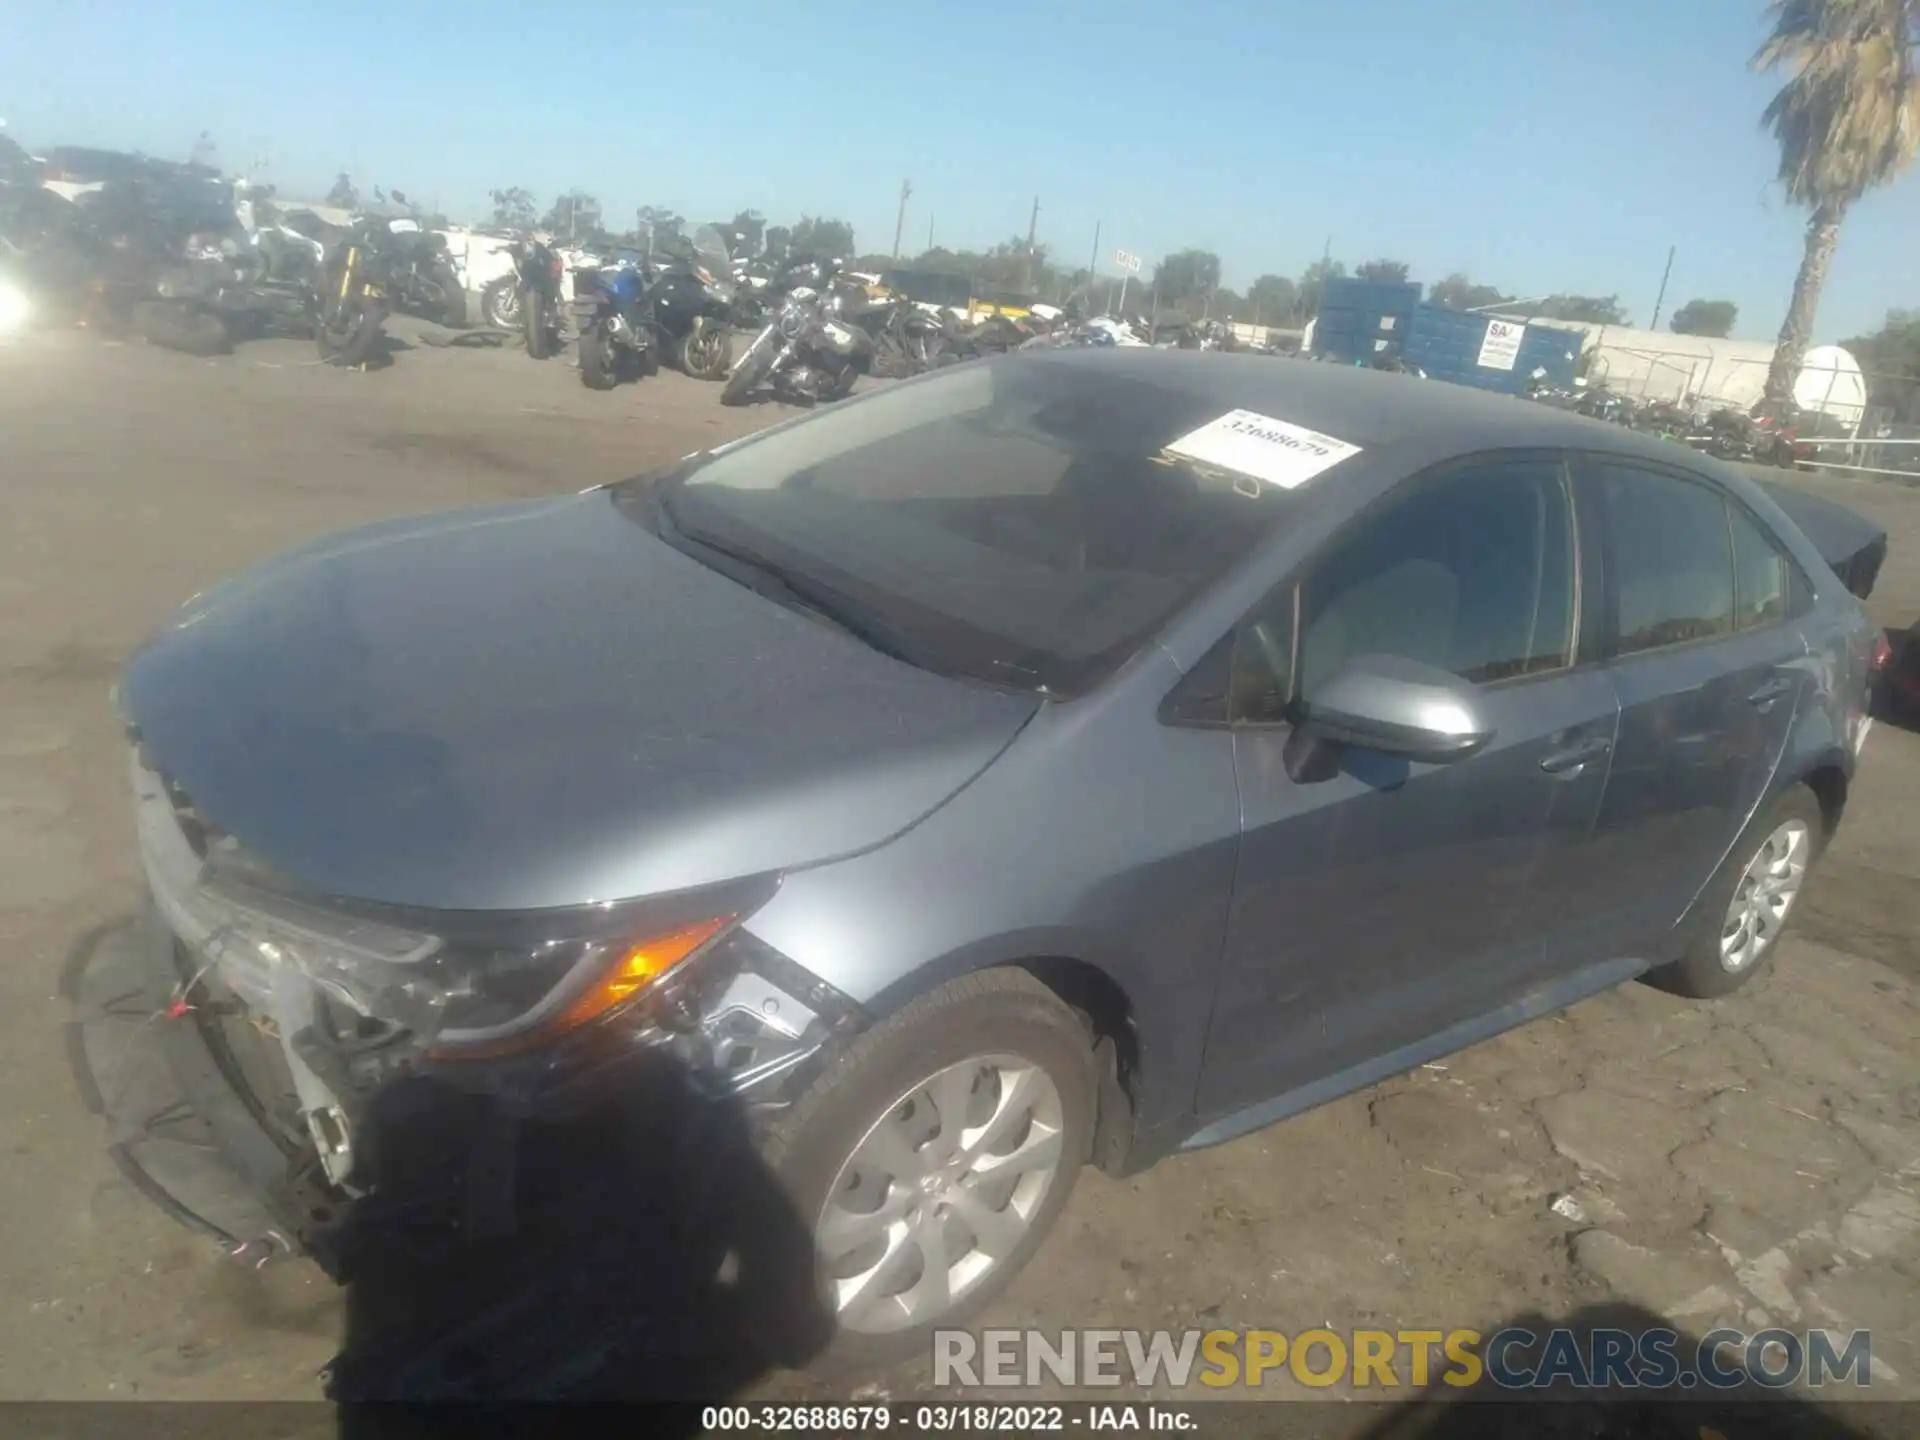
[4,0,1915,341]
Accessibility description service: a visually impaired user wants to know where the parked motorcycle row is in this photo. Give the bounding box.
[1522,374,1809,468]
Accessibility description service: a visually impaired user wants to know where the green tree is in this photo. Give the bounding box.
[1247,273,1299,323]
[1296,257,1348,319]
[728,209,766,257]
[1843,308,1920,421]
[1754,0,1920,404]
[326,173,360,210]
[1354,258,1411,283]
[789,215,856,259]
[763,224,793,262]
[540,190,603,242]
[637,205,685,253]
[188,131,218,171]
[1428,272,1511,311]
[1533,294,1630,324]
[1669,298,1740,337]
[487,186,537,229]
[1153,249,1222,309]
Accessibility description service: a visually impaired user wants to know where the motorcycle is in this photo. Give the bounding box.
[572,260,656,389]
[721,271,874,407]
[643,225,737,380]
[314,215,395,367]
[505,235,566,360]
[133,223,319,355]
[376,193,466,327]
[833,281,953,377]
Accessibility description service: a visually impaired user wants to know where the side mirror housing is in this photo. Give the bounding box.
[1297,653,1493,763]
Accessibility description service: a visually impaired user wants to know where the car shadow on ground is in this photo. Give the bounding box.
[318,1053,836,1436]
[1348,1302,1893,1440]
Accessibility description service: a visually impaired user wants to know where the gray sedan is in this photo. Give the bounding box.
[115,351,1881,1367]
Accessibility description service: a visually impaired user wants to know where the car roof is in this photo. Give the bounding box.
[1024,347,1696,474]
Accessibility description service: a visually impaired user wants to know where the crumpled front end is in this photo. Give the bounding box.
[114,744,864,1277]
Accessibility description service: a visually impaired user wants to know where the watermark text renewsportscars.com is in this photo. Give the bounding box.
[933,1326,1876,1391]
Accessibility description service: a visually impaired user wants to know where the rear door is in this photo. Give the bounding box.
[1570,456,1813,955]
[1196,453,1620,1118]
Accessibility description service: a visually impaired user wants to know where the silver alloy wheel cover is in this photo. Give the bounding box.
[815,1053,1066,1335]
[1720,818,1811,972]
[485,280,521,328]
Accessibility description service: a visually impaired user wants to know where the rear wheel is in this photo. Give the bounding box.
[754,968,1094,1372]
[132,301,231,356]
[578,324,616,390]
[523,290,554,360]
[429,261,467,327]
[1646,786,1824,998]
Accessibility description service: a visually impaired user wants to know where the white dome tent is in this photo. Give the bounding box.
[1503,320,1868,431]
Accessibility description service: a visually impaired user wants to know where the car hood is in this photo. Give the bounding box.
[121,492,1040,912]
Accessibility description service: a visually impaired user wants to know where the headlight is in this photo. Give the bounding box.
[196,859,768,1061]
[0,279,31,335]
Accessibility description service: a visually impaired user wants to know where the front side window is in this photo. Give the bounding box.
[630,358,1315,695]
[1294,459,1575,697]
[1588,463,1734,656]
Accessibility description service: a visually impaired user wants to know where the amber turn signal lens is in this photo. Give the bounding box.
[428,914,731,1061]
[554,915,731,1032]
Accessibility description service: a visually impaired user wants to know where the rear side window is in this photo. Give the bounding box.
[1729,506,1790,631]
[1296,458,1575,694]
[1588,463,1733,656]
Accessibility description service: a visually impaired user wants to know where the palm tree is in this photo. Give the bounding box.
[1753,0,1920,405]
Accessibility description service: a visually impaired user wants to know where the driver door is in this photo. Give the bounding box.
[1195,453,1621,1122]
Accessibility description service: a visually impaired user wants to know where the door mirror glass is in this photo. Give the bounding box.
[1298,653,1494,762]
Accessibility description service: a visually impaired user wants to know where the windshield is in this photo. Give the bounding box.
[628,356,1306,695]
[692,224,731,277]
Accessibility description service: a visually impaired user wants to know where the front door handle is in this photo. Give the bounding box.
[1748,677,1794,711]
[1540,736,1612,775]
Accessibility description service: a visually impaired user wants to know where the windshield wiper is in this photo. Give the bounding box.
[652,495,945,674]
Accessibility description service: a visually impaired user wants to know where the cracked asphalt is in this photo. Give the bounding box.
[2,324,1916,1419]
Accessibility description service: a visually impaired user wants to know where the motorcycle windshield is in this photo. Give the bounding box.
[692,225,731,279]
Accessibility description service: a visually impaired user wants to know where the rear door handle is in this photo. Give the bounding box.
[1748,677,1794,711]
[1540,736,1612,775]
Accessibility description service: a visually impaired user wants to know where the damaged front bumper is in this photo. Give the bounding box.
[86,749,864,1278]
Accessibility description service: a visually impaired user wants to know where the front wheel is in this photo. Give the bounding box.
[678,319,732,380]
[578,323,616,390]
[316,294,384,367]
[721,331,777,406]
[755,968,1094,1371]
[480,276,519,330]
[1646,785,1825,999]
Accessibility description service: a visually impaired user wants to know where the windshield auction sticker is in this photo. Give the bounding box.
[1164,410,1362,490]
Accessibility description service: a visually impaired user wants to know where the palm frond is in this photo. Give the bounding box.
[1754,0,1920,208]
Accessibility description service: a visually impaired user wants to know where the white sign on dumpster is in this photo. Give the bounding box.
[1477,318,1524,371]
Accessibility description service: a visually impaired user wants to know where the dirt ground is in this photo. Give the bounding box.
[2,322,1917,1418]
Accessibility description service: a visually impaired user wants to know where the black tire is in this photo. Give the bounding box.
[523,290,554,360]
[1645,785,1826,999]
[754,968,1095,1373]
[430,261,467,328]
[480,276,518,330]
[678,320,732,380]
[316,295,383,367]
[131,301,231,356]
[578,324,616,390]
[721,338,775,406]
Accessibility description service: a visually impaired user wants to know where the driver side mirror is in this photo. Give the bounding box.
[1296,653,1493,763]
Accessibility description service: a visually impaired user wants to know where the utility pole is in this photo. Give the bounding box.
[1024,196,1040,288]
[1648,245,1676,331]
[927,214,935,251]
[892,179,913,260]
